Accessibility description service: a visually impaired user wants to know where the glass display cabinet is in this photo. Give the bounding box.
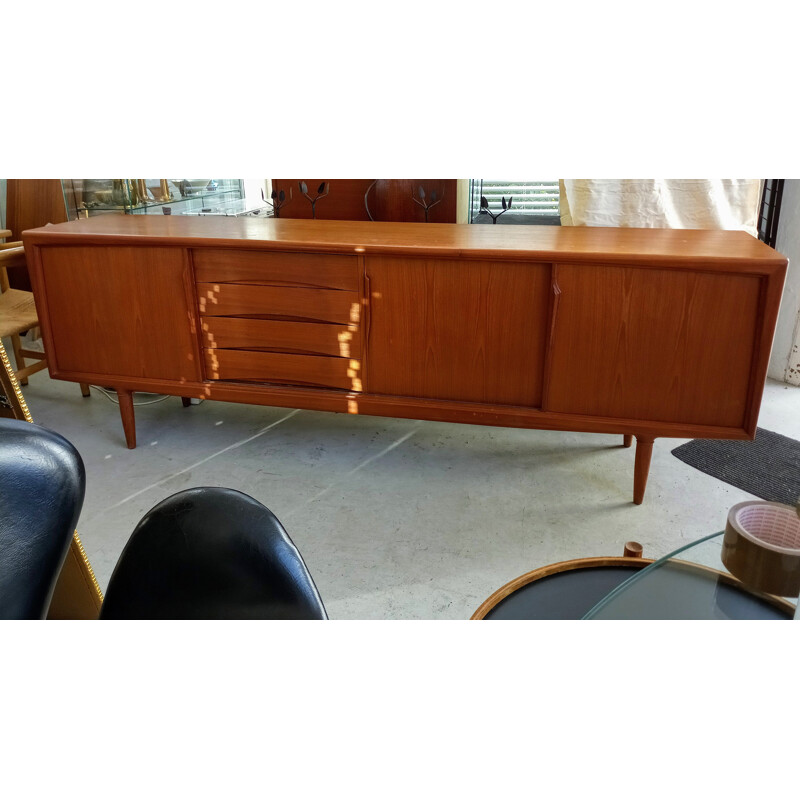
[61,179,269,220]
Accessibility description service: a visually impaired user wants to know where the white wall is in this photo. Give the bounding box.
[456,179,470,223]
[768,179,800,385]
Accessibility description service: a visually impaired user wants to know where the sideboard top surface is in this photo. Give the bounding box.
[23,215,787,270]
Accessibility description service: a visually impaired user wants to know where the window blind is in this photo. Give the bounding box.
[469,180,560,219]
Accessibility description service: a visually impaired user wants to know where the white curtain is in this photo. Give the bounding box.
[559,179,763,237]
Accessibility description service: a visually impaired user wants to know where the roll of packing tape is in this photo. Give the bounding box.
[722,501,800,598]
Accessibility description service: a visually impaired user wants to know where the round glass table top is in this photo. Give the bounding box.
[583,532,798,620]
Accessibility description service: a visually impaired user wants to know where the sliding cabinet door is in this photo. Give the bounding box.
[365,256,551,407]
[544,263,761,429]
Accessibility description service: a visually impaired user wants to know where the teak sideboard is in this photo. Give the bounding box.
[23,216,788,504]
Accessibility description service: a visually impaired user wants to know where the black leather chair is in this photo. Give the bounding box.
[0,419,327,620]
[100,488,328,619]
[0,418,86,619]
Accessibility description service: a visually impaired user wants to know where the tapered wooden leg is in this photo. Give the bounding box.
[181,396,192,407]
[117,389,137,449]
[623,434,633,448]
[80,383,91,397]
[10,333,27,385]
[633,436,654,505]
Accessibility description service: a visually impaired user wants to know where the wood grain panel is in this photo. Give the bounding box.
[6,179,68,290]
[6,180,68,234]
[37,246,202,381]
[371,180,458,223]
[196,282,359,325]
[205,349,358,390]
[22,216,787,271]
[544,263,762,427]
[742,267,788,435]
[201,316,360,358]
[365,256,551,406]
[22,217,787,500]
[193,248,358,290]
[270,179,374,220]
[270,180,458,223]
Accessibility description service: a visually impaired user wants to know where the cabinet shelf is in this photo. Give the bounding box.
[62,180,245,219]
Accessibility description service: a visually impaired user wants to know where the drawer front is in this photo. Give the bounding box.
[194,248,358,291]
[201,317,361,359]
[205,349,359,391]
[197,283,360,325]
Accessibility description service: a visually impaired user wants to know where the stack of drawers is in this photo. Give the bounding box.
[194,249,362,391]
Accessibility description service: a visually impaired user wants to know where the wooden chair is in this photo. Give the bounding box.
[0,232,89,396]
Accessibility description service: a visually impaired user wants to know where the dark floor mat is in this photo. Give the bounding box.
[671,428,800,506]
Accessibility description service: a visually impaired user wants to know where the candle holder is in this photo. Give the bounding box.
[479,194,513,223]
[411,185,445,222]
[262,187,292,218]
[299,181,329,219]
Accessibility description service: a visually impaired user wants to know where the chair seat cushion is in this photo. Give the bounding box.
[0,289,39,336]
[0,419,86,619]
[100,488,328,620]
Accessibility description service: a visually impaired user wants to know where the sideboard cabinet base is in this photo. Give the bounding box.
[23,217,787,506]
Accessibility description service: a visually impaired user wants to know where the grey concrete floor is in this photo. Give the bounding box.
[13,359,800,619]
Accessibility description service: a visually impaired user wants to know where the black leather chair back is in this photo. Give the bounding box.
[100,488,328,619]
[0,419,86,619]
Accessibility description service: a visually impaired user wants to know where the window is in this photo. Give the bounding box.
[757,179,784,248]
[469,180,560,224]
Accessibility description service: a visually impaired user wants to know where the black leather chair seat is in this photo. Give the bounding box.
[99,488,328,620]
[1,418,327,620]
[0,419,85,619]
